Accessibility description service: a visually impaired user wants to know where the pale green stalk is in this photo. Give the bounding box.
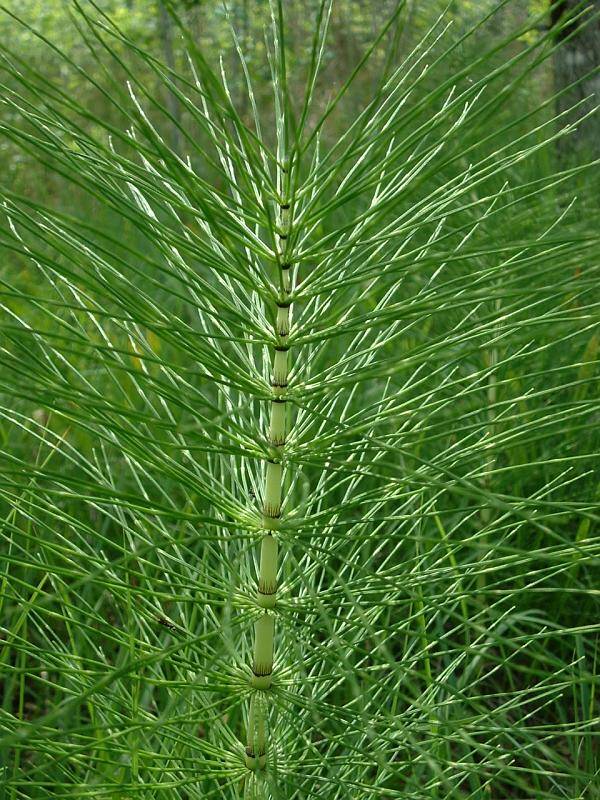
[245,153,293,771]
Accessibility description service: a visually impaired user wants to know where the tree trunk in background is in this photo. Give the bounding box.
[158,0,182,154]
[551,0,600,157]
[239,0,250,121]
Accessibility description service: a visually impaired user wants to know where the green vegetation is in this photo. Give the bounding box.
[0,2,598,799]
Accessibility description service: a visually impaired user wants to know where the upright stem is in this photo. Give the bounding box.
[245,158,293,773]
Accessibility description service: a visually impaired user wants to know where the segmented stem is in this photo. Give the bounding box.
[245,162,293,773]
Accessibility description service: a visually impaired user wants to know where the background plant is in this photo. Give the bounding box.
[0,2,599,799]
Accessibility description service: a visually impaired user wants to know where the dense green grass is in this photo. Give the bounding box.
[0,2,599,798]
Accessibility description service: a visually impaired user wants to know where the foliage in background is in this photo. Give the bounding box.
[0,1,599,799]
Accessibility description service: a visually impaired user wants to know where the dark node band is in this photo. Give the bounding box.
[252,665,273,677]
[276,300,291,308]
[258,585,277,596]
[271,397,287,404]
[246,746,266,758]
[271,379,288,388]
[280,203,290,209]
[274,345,290,352]
[279,233,288,240]
[281,263,291,270]
[263,507,281,519]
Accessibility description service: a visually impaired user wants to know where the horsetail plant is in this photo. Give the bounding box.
[0,2,599,799]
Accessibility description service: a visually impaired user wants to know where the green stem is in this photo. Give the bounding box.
[257,534,278,609]
[245,694,267,770]
[245,160,293,773]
